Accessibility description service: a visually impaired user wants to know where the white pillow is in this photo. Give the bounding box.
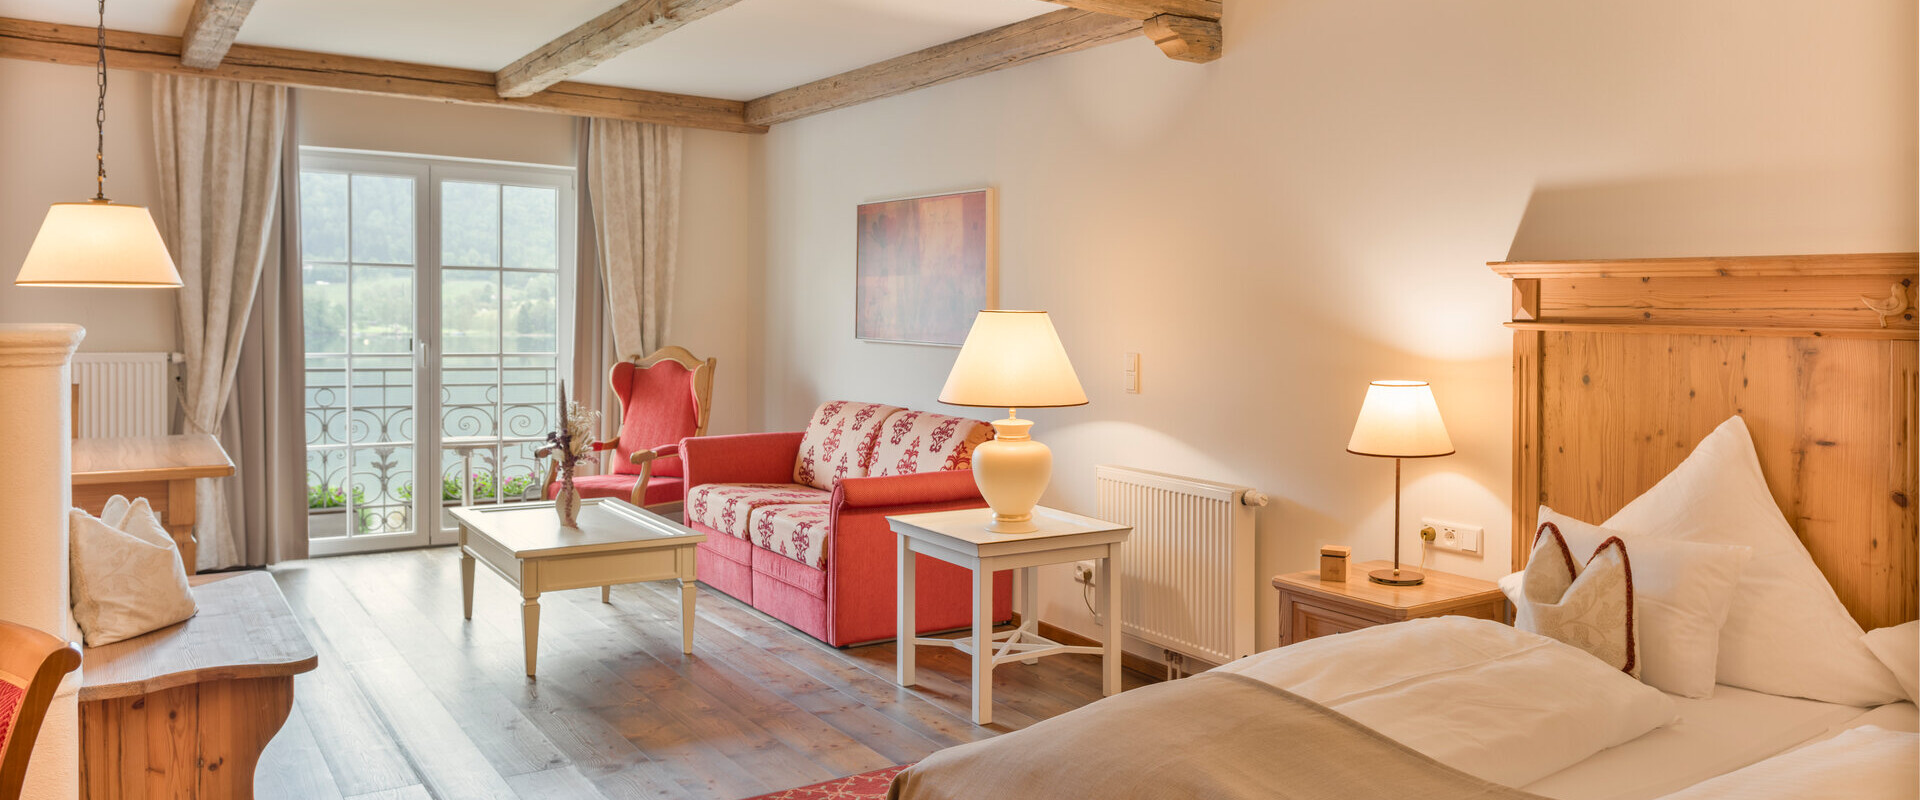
[1660,726,1918,800]
[1215,617,1676,787]
[70,496,197,646]
[1863,621,1919,705]
[1536,507,1751,698]
[1603,416,1903,706]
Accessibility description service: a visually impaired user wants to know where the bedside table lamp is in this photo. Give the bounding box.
[939,310,1088,533]
[1347,380,1453,586]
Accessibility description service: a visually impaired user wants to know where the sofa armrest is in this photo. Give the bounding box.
[835,470,983,509]
[683,431,805,488]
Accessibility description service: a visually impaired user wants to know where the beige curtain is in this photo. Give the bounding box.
[153,75,289,570]
[220,90,309,565]
[587,118,682,360]
[573,120,619,438]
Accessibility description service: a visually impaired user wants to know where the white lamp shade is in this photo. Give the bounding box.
[1347,380,1454,458]
[939,310,1088,409]
[15,201,182,288]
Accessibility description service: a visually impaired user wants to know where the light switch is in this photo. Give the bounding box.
[1123,352,1140,394]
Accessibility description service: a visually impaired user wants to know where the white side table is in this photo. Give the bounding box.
[889,506,1131,724]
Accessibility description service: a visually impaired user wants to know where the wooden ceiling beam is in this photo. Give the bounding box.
[1041,1,1222,63]
[0,16,766,134]
[495,0,746,99]
[178,0,256,69]
[745,9,1142,127]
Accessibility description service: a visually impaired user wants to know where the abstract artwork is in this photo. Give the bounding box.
[856,188,995,346]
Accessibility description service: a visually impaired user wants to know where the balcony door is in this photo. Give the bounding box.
[300,149,574,555]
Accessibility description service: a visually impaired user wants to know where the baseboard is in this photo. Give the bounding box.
[1033,620,1166,683]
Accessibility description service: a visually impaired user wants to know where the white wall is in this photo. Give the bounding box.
[755,0,1918,654]
[0,61,175,352]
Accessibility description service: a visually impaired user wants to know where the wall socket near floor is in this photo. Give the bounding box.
[1423,519,1484,555]
[1072,561,1097,587]
[1123,353,1141,394]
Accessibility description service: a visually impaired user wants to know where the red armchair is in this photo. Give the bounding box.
[682,402,1012,647]
[546,346,714,510]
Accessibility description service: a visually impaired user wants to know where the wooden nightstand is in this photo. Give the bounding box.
[1274,560,1506,646]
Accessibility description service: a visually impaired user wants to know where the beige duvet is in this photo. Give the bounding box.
[889,671,1546,800]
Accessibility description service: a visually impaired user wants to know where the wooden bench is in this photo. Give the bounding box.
[78,572,318,800]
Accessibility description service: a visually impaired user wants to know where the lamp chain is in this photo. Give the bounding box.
[93,0,108,202]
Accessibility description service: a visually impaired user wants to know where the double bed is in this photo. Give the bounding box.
[891,252,1920,799]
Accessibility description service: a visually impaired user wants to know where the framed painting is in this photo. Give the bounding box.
[855,188,996,346]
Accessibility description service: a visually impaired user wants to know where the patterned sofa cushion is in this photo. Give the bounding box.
[688,483,830,540]
[750,503,832,569]
[869,410,994,477]
[793,401,903,490]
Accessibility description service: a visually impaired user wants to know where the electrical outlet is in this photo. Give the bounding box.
[1072,561,1096,587]
[1423,518,1483,555]
[1123,353,1141,394]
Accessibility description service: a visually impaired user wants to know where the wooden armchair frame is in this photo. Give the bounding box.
[546,346,716,509]
[0,620,82,800]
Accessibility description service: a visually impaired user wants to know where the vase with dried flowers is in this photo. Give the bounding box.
[534,381,600,527]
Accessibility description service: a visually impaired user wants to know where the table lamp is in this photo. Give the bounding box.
[939,310,1088,533]
[1347,380,1453,585]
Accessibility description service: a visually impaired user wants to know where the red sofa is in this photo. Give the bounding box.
[682,401,1013,646]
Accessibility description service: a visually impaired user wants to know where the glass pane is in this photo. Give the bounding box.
[441,269,500,355]
[443,181,501,267]
[503,270,557,354]
[348,355,412,444]
[351,174,415,264]
[304,355,348,446]
[502,356,556,440]
[300,172,348,262]
[441,355,499,440]
[306,447,350,540]
[302,264,348,354]
[503,185,558,270]
[351,444,413,536]
[350,266,414,354]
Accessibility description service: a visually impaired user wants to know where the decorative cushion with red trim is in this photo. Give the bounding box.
[868,410,993,478]
[687,483,829,540]
[749,503,832,570]
[0,674,23,757]
[1517,522,1641,678]
[793,401,903,490]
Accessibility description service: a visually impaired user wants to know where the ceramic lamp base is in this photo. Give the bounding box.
[972,416,1051,535]
[1368,567,1425,586]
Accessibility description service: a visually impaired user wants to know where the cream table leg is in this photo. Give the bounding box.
[896,533,916,687]
[1101,545,1122,696]
[522,595,541,678]
[1020,567,1039,665]
[972,562,994,725]
[679,578,696,654]
[460,548,475,620]
[602,585,612,604]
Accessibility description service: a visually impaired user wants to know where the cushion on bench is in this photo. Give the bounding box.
[794,401,902,490]
[688,483,830,540]
[869,410,993,477]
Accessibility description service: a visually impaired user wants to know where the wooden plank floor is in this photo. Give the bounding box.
[256,547,1150,800]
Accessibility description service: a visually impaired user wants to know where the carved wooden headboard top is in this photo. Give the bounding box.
[1497,253,1918,629]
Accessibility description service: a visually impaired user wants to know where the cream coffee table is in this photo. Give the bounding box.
[452,498,704,677]
[890,506,1131,724]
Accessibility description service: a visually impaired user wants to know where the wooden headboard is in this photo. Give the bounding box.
[1497,253,1919,630]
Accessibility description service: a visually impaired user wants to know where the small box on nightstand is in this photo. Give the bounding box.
[1319,545,1351,582]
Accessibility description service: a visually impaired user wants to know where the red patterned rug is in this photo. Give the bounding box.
[740,764,910,800]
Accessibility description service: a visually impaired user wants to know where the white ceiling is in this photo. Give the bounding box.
[0,0,1061,101]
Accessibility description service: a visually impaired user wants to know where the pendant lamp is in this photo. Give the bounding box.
[14,0,181,288]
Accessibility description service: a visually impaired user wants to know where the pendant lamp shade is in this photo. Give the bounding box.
[16,201,181,288]
[939,310,1089,409]
[1346,380,1454,458]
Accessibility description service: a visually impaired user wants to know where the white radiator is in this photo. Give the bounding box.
[1097,465,1266,666]
[70,352,175,438]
